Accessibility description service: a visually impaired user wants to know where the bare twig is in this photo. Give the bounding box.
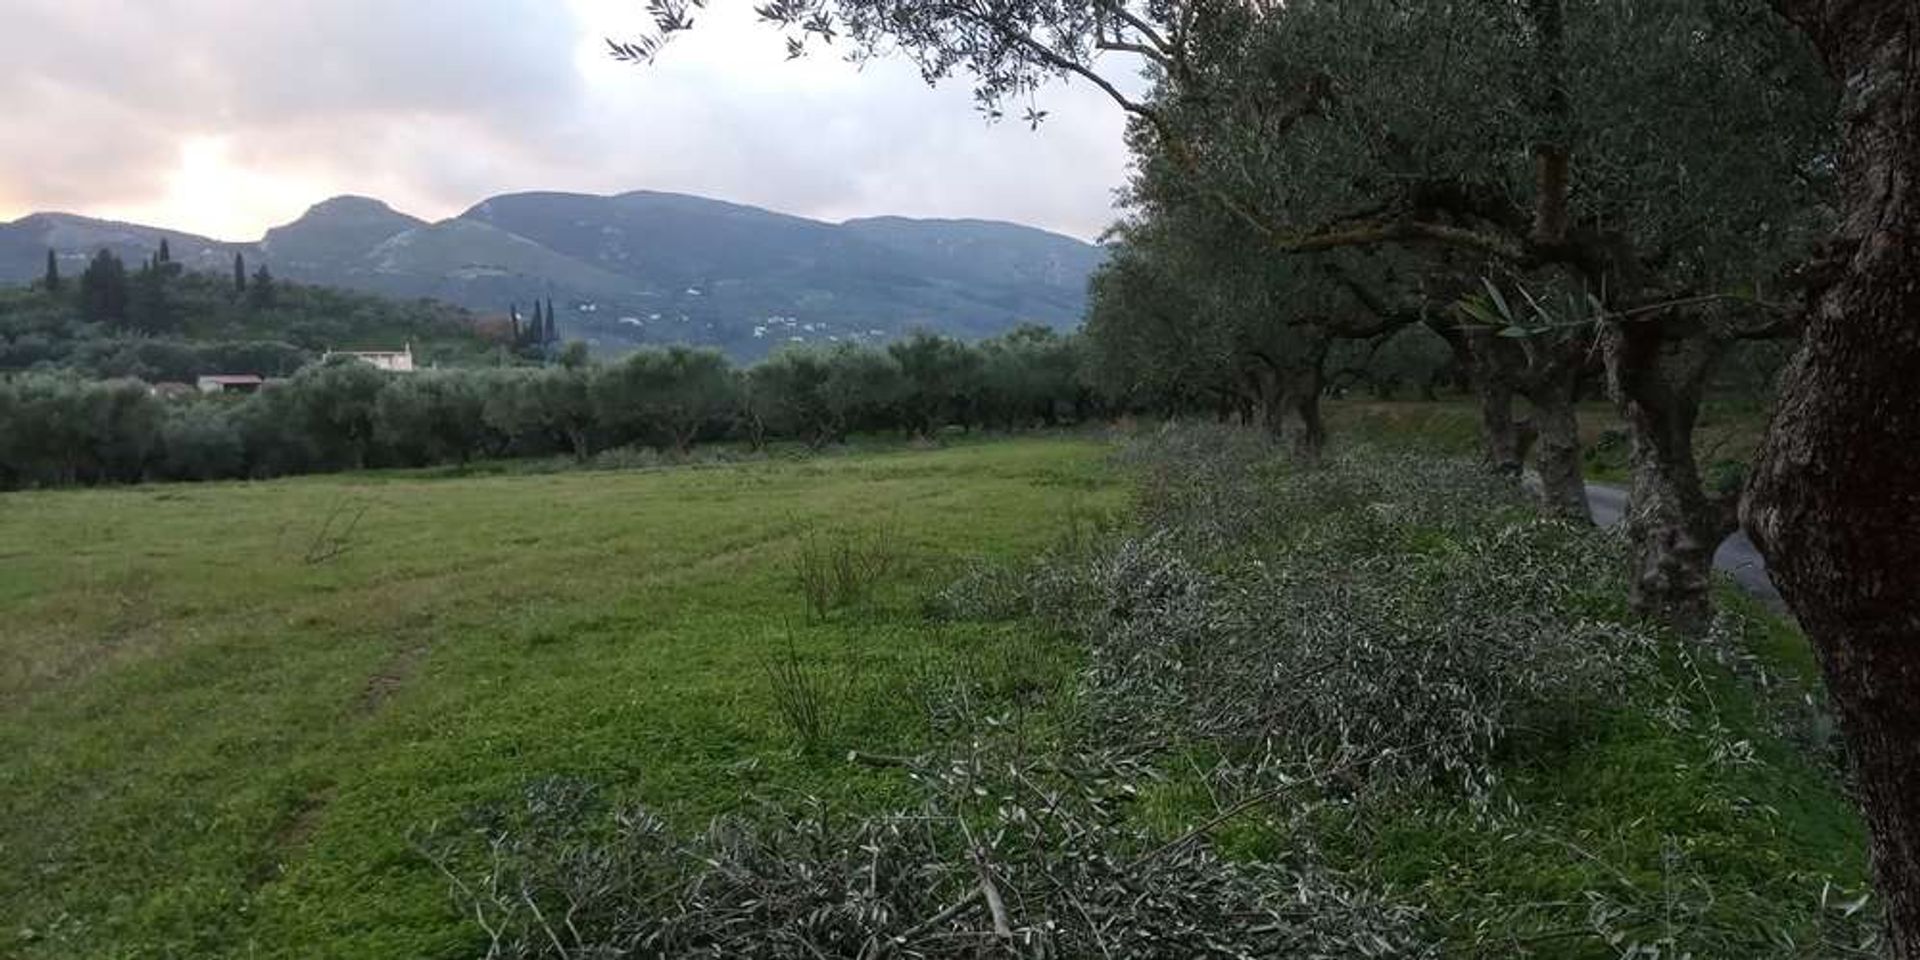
[847,749,921,768]
[973,859,1014,940]
[303,497,369,565]
[898,887,985,941]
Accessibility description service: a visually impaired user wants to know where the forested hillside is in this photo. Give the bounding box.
[0,250,497,382]
[0,191,1105,358]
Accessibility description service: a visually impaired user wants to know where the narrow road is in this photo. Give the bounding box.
[1585,482,1785,610]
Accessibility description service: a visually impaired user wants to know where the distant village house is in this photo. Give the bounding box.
[195,375,264,395]
[322,343,415,372]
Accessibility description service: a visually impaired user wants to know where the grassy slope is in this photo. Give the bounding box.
[0,438,1122,958]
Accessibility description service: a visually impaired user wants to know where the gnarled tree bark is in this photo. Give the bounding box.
[1470,324,1591,523]
[1285,337,1330,461]
[1520,372,1591,524]
[1467,327,1524,475]
[1248,330,1332,461]
[1250,363,1287,439]
[1747,2,1920,953]
[1603,317,1739,635]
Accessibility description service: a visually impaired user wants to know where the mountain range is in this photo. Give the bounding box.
[0,191,1107,358]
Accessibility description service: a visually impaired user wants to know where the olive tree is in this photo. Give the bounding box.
[1742,2,1920,952]
[375,370,495,466]
[156,402,246,482]
[0,374,162,487]
[821,342,907,439]
[749,347,840,448]
[887,331,982,436]
[975,325,1080,429]
[287,358,390,471]
[592,346,736,455]
[483,368,597,461]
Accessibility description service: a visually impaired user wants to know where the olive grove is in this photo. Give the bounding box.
[614,0,1920,946]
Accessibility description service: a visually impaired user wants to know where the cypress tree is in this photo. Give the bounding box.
[44,250,60,292]
[545,298,557,344]
[234,252,247,293]
[157,237,171,264]
[248,265,276,309]
[78,249,129,325]
[129,258,176,333]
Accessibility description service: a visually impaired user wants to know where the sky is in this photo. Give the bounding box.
[0,0,1136,243]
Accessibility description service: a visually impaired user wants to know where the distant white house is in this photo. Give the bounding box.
[323,343,415,372]
[196,374,264,395]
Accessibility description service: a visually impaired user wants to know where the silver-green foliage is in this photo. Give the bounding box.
[425,761,1432,959]
[961,424,1655,802]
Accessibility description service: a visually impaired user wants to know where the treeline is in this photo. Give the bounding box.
[0,327,1090,489]
[2,251,497,378]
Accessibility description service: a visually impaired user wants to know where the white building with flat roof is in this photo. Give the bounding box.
[195,374,264,394]
[323,343,415,372]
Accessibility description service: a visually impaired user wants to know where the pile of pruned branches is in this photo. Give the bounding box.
[944,423,1658,805]
[423,756,1430,959]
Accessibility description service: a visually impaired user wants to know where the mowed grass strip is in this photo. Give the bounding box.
[0,437,1122,959]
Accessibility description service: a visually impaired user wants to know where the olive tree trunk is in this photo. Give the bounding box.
[1747,2,1920,952]
[1286,340,1330,461]
[1248,364,1287,439]
[1603,320,1737,635]
[1521,375,1592,524]
[1477,368,1525,475]
[1290,386,1327,461]
[1465,329,1539,477]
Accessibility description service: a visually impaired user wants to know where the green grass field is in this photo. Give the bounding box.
[0,438,1124,958]
[1,428,1870,958]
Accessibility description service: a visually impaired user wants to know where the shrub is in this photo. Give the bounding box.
[793,523,900,621]
[760,630,850,755]
[0,319,1104,488]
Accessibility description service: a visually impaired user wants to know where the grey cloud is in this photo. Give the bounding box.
[0,0,1128,241]
[4,0,579,121]
[512,50,1130,238]
[0,75,179,211]
[1,0,585,223]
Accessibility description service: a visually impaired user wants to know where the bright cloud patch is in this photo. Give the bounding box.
[0,0,1130,240]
